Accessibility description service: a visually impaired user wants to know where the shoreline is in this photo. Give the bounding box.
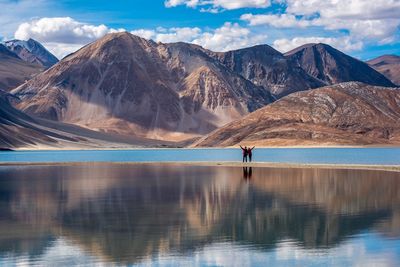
[0,161,399,173]
[6,145,400,151]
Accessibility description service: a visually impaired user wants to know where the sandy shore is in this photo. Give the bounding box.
[0,161,399,173]
[11,144,400,150]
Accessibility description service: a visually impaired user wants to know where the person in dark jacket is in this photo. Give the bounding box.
[247,146,255,162]
[240,145,248,162]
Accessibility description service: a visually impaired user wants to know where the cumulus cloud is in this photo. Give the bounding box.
[284,0,400,20]
[14,16,267,58]
[132,27,202,43]
[242,0,400,44]
[273,36,363,53]
[241,13,310,28]
[132,22,267,52]
[13,17,124,58]
[15,17,113,44]
[165,0,271,11]
[192,22,267,51]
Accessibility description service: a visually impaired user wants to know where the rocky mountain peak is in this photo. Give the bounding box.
[5,38,58,68]
[285,43,395,87]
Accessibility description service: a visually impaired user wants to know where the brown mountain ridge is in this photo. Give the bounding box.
[194,82,400,147]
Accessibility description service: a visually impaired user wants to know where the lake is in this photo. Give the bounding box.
[1,147,400,165]
[0,164,399,266]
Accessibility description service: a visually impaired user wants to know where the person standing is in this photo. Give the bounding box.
[247,146,255,162]
[240,145,248,162]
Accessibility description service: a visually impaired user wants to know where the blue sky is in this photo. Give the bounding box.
[1,0,399,59]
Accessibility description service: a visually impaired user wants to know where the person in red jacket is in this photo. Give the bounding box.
[240,145,248,162]
[247,146,255,162]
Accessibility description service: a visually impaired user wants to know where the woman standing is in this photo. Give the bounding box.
[247,146,255,162]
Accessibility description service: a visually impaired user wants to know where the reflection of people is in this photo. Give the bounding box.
[240,145,248,162]
[247,146,255,162]
[243,167,252,180]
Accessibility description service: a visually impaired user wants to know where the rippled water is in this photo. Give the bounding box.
[0,164,399,266]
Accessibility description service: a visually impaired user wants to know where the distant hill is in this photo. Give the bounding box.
[0,44,43,91]
[5,38,58,68]
[285,43,395,87]
[208,44,324,98]
[194,82,400,147]
[0,90,173,149]
[367,54,400,86]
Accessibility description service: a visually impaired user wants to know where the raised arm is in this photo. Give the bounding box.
[251,146,255,150]
[240,145,244,150]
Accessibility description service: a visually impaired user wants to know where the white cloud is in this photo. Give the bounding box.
[13,17,267,58]
[273,36,363,53]
[0,0,56,38]
[132,27,202,44]
[241,13,310,28]
[165,0,271,11]
[13,17,124,58]
[192,22,267,51]
[241,0,400,45]
[284,0,400,20]
[132,22,267,52]
[15,17,112,44]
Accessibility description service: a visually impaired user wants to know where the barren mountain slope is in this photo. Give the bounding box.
[0,44,43,91]
[285,43,395,87]
[195,82,400,147]
[367,54,400,86]
[0,90,172,149]
[13,32,273,141]
[5,38,59,68]
[209,44,325,98]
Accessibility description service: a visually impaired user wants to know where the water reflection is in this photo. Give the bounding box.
[0,164,399,266]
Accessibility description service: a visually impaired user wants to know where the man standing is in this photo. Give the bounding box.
[240,145,248,162]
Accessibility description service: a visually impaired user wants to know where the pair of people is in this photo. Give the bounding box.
[240,145,255,162]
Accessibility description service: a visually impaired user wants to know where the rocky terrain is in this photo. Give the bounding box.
[12,32,273,141]
[367,54,400,86]
[5,38,58,68]
[0,44,43,91]
[0,90,170,149]
[285,43,395,87]
[209,44,324,98]
[195,82,400,147]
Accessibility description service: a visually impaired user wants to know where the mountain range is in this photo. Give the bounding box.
[1,32,399,148]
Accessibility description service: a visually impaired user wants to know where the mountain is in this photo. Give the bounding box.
[367,54,400,86]
[4,38,58,68]
[0,44,43,91]
[12,32,274,141]
[208,45,325,98]
[194,82,400,147]
[285,43,395,87]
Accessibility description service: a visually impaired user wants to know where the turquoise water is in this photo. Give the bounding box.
[0,164,399,266]
[0,148,400,165]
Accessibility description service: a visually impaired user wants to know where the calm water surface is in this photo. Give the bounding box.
[0,164,399,266]
[1,148,400,165]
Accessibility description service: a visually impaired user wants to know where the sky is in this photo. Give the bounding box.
[0,0,399,60]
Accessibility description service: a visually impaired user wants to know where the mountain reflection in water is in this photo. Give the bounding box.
[0,164,399,266]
